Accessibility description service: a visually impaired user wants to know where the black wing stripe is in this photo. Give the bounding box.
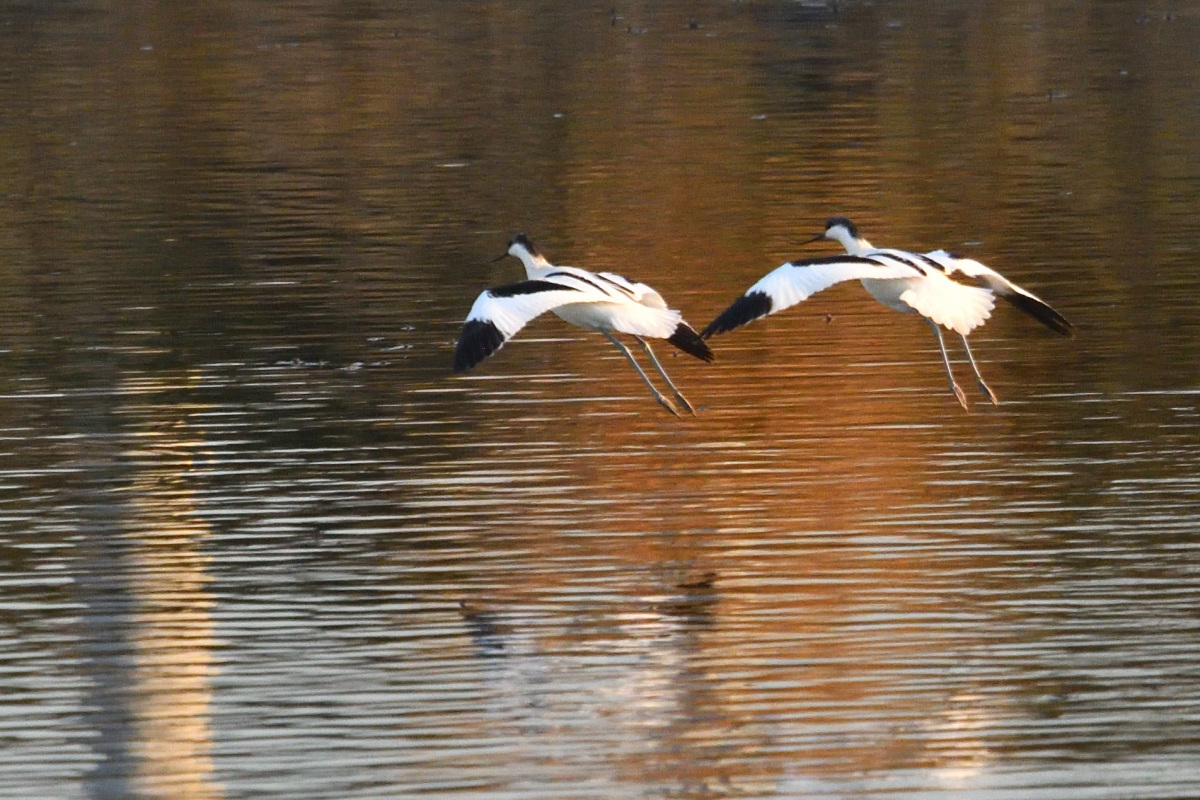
[453,320,507,372]
[593,273,638,297]
[876,252,928,274]
[487,279,581,298]
[701,291,773,339]
[544,270,613,297]
[913,253,946,272]
[1000,292,1075,337]
[785,254,886,268]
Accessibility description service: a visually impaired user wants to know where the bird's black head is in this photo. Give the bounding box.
[825,217,859,238]
[802,216,859,246]
[492,233,541,262]
[509,233,540,257]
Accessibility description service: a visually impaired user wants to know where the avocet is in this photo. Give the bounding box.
[454,234,714,415]
[702,217,1074,408]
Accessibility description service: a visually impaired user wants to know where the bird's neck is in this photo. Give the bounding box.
[842,236,874,256]
[517,253,552,278]
[827,227,874,255]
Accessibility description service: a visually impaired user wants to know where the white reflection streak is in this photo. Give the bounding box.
[927,692,995,788]
[460,587,752,795]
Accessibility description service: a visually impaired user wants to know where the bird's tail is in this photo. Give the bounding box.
[668,322,716,362]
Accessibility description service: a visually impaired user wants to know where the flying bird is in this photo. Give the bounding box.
[454,234,714,415]
[702,217,1074,409]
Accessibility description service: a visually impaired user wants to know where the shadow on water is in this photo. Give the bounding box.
[2,1,1200,798]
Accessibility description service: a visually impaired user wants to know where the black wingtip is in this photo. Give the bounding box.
[1003,293,1075,337]
[453,319,506,372]
[667,323,715,362]
[700,291,774,339]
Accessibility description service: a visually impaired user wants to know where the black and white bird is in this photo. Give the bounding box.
[701,217,1074,409]
[453,234,714,415]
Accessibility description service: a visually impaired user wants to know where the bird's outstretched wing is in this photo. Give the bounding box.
[701,255,916,338]
[922,251,1075,336]
[454,279,599,372]
[453,275,703,371]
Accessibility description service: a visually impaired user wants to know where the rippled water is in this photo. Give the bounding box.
[3,2,1200,798]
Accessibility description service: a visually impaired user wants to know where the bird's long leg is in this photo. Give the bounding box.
[601,331,680,416]
[959,334,999,405]
[926,319,969,411]
[632,335,698,416]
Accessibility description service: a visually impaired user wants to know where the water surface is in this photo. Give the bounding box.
[2,2,1200,798]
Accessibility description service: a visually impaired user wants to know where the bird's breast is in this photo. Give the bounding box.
[553,302,619,330]
[553,300,680,339]
[860,277,920,314]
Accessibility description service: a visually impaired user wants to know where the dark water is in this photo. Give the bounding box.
[3,2,1200,798]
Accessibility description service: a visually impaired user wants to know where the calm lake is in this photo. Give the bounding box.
[2,1,1200,798]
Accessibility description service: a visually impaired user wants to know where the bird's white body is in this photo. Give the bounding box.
[501,244,681,339]
[454,235,713,415]
[842,243,919,313]
[702,217,1073,409]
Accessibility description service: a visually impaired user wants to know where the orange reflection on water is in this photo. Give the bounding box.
[71,375,222,800]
